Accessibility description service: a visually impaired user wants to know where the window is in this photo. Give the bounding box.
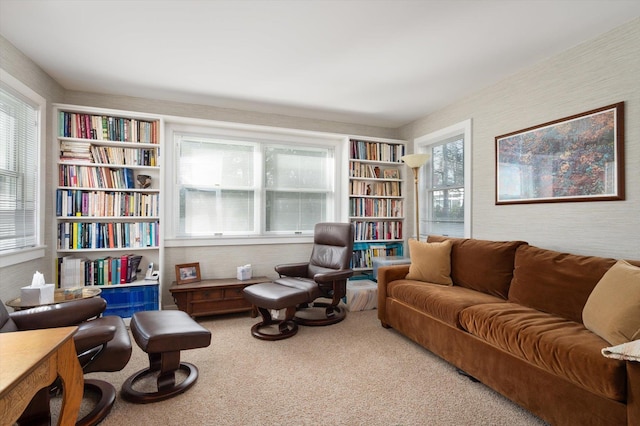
[427,137,465,236]
[415,119,471,238]
[168,122,339,242]
[0,70,45,265]
[264,145,331,232]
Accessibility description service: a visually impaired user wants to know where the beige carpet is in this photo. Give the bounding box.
[65,309,548,425]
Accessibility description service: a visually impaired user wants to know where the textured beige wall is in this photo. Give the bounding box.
[0,36,65,301]
[61,93,397,308]
[64,91,398,140]
[400,18,640,259]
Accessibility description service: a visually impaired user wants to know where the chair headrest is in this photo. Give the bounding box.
[310,222,354,271]
[313,222,354,248]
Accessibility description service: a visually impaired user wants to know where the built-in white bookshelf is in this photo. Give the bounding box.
[348,137,406,273]
[53,104,163,318]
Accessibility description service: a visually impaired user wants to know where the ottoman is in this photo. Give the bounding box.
[242,281,310,340]
[121,310,211,403]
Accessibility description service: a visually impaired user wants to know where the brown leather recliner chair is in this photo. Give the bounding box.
[0,297,132,426]
[243,222,355,340]
[275,222,355,325]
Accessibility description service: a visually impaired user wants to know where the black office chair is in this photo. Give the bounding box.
[1,297,132,426]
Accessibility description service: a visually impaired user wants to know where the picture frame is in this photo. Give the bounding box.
[383,168,399,179]
[495,102,624,205]
[175,262,201,285]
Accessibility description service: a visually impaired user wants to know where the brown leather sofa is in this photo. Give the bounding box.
[377,236,640,426]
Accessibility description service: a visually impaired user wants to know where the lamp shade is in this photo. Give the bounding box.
[401,153,430,168]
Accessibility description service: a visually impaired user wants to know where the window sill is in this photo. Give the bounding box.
[165,235,314,247]
[0,246,46,268]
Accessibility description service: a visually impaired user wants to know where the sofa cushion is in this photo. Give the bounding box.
[427,236,525,298]
[459,302,626,402]
[405,239,453,285]
[508,244,616,323]
[583,259,640,345]
[387,279,505,328]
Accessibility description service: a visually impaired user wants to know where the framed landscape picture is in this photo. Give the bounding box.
[495,102,624,205]
[175,262,201,285]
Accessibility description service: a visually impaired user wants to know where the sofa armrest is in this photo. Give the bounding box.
[377,264,410,327]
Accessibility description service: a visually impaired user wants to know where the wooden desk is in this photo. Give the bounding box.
[169,276,270,318]
[0,327,83,426]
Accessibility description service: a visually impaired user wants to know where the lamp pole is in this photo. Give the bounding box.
[401,153,430,242]
[411,166,420,241]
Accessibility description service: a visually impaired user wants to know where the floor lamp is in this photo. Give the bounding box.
[401,153,430,242]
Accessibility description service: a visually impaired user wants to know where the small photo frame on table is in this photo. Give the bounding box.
[495,102,624,205]
[175,262,201,285]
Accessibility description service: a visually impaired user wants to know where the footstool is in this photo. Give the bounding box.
[121,310,211,403]
[242,282,310,340]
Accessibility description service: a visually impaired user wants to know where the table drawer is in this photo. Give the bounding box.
[223,286,246,299]
[190,298,252,315]
[191,288,224,301]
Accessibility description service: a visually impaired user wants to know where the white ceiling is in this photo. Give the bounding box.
[1,0,639,128]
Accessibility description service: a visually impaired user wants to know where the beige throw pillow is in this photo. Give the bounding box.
[405,239,453,286]
[583,260,640,345]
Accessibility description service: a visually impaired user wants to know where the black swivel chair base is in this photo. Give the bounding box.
[77,379,116,426]
[15,379,116,426]
[121,362,199,404]
[251,306,299,340]
[294,302,347,326]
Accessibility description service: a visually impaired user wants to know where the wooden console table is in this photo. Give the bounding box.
[169,276,270,318]
[0,326,83,425]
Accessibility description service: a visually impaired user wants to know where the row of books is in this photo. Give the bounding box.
[60,141,92,162]
[91,145,157,166]
[350,139,405,163]
[350,197,404,218]
[59,164,137,189]
[350,180,402,197]
[56,254,143,288]
[56,189,159,218]
[353,220,403,241]
[349,162,400,179]
[351,242,403,269]
[59,141,158,167]
[59,111,159,143]
[57,221,160,250]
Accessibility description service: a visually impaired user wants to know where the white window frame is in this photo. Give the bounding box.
[0,69,46,267]
[414,119,472,239]
[164,118,344,247]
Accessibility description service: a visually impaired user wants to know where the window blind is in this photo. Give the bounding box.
[0,84,39,252]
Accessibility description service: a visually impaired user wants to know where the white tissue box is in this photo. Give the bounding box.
[21,284,55,306]
[237,266,252,281]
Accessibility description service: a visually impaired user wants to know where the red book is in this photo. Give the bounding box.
[120,255,128,284]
